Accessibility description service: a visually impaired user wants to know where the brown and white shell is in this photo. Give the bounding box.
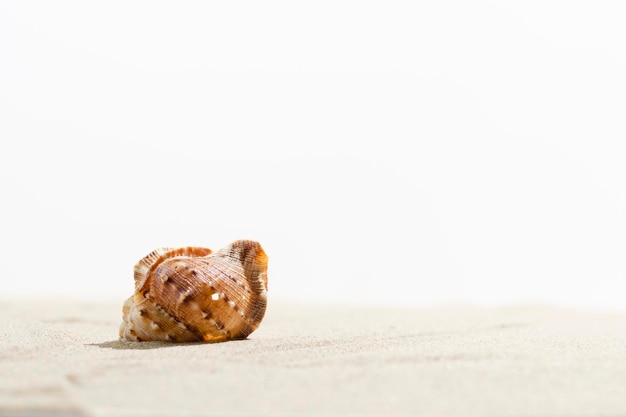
[119,240,268,343]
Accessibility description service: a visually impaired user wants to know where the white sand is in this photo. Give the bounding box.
[1,299,625,417]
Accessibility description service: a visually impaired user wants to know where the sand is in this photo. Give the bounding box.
[0,299,625,417]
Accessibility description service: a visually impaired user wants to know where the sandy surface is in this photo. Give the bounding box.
[0,299,625,417]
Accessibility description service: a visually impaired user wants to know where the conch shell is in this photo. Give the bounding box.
[119,240,268,343]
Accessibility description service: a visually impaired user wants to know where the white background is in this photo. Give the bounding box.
[1,1,625,310]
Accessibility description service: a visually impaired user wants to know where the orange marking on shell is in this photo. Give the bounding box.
[120,240,268,343]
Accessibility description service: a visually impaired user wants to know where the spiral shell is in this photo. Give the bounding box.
[119,240,268,343]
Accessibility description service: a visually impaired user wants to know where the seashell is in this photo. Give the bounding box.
[119,240,268,343]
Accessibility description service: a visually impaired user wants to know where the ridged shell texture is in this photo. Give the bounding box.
[120,240,268,342]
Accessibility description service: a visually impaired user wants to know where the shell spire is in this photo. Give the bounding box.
[120,240,269,343]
